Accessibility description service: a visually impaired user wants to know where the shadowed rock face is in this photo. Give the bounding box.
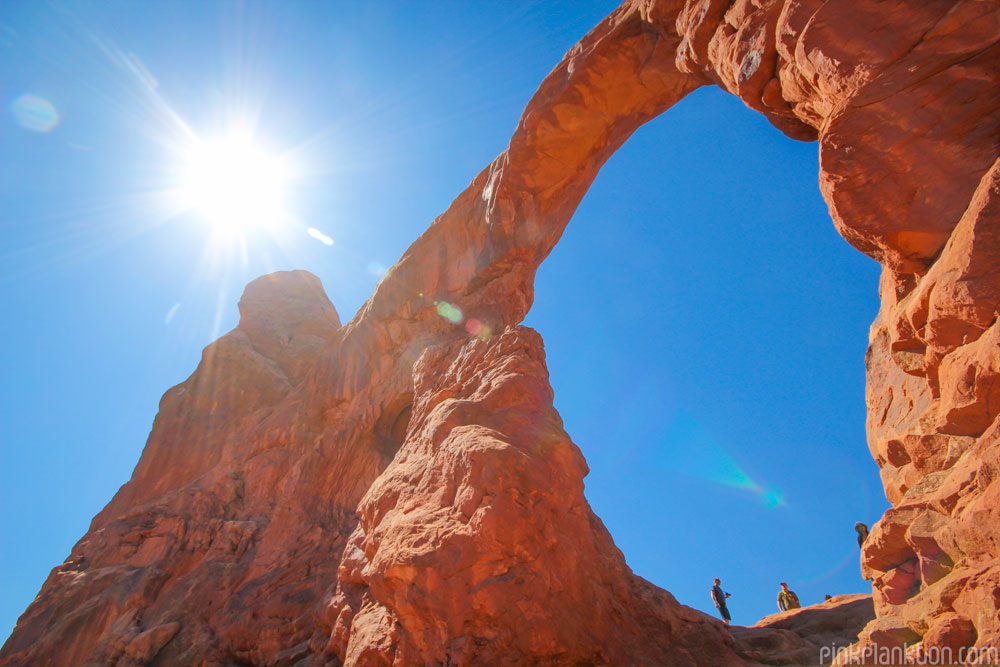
[2,1,998,665]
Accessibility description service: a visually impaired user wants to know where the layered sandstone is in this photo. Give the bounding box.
[3,1,998,665]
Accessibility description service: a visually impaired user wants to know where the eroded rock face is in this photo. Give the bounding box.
[2,1,997,665]
[734,594,876,666]
[858,160,1000,661]
[321,327,747,665]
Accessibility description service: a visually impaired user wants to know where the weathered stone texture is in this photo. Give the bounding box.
[2,1,997,665]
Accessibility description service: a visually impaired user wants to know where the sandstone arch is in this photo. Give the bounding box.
[2,1,998,665]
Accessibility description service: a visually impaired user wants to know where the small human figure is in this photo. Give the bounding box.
[711,578,732,625]
[855,522,869,547]
[777,582,801,612]
[824,594,833,602]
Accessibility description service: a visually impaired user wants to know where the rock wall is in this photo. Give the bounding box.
[2,1,998,665]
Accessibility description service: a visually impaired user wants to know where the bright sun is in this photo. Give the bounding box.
[177,132,290,233]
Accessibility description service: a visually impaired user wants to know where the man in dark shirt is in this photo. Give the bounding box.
[711,578,732,625]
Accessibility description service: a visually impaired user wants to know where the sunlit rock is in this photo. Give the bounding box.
[2,1,998,664]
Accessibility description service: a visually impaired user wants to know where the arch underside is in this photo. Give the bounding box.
[2,1,998,665]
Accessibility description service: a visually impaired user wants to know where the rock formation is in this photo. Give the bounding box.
[734,594,876,665]
[2,0,998,665]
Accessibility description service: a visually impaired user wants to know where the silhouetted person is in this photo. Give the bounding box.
[777,582,801,611]
[824,594,833,602]
[855,522,869,547]
[711,578,732,625]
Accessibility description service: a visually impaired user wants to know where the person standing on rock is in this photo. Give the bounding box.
[855,522,869,547]
[711,578,732,625]
[777,582,801,612]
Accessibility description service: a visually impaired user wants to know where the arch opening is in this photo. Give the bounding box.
[524,85,886,625]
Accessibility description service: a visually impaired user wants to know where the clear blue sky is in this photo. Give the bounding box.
[0,0,886,642]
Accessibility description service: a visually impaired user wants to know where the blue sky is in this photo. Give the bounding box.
[0,0,886,641]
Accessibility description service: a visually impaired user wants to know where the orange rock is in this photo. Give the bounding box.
[2,1,999,664]
[321,327,746,664]
[922,612,977,656]
[734,594,876,665]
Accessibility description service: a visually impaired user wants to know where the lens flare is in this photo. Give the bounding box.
[11,94,59,132]
[762,487,784,507]
[469,319,493,340]
[164,303,181,325]
[127,53,158,89]
[657,411,785,507]
[434,301,463,324]
[307,227,334,246]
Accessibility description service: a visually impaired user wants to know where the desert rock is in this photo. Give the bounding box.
[2,1,998,665]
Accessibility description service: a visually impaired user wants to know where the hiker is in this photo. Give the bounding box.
[711,578,732,625]
[777,582,801,612]
[855,522,869,547]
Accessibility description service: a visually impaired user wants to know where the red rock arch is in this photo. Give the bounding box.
[2,1,998,665]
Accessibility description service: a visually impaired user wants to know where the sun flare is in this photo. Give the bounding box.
[176,131,290,233]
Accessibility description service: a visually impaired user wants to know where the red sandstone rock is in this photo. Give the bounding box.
[2,1,999,665]
[733,594,876,665]
[320,327,745,665]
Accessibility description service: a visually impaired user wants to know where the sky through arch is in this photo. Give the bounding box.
[526,84,885,620]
